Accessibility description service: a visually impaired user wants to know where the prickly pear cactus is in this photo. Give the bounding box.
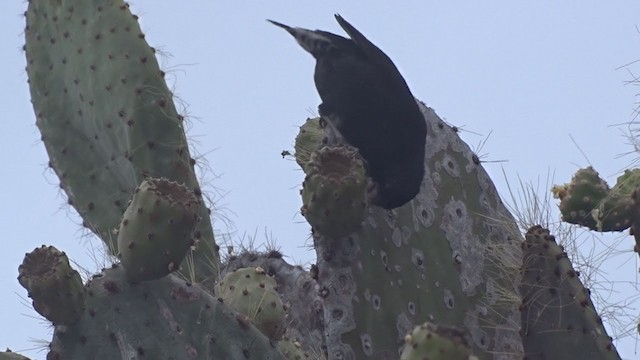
[215,267,287,340]
[24,0,220,286]
[46,263,285,360]
[18,246,86,326]
[277,337,311,360]
[400,322,476,360]
[0,350,31,360]
[117,178,200,282]
[300,146,368,238]
[12,1,626,360]
[553,167,640,232]
[520,226,620,359]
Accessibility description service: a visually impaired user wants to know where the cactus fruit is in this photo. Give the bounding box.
[24,0,220,286]
[46,265,285,360]
[117,178,200,282]
[277,337,310,360]
[300,146,368,238]
[400,322,477,360]
[519,226,620,359]
[17,246,86,326]
[294,117,325,170]
[215,267,287,340]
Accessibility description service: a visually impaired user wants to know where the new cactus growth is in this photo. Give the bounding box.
[215,267,287,340]
[17,246,86,326]
[294,117,325,170]
[553,167,640,232]
[300,146,368,238]
[519,226,619,359]
[400,322,477,360]
[117,178,201,282]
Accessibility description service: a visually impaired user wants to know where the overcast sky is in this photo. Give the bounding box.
[2,1,640,359]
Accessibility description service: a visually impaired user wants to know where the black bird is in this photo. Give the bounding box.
[268,15,427,210]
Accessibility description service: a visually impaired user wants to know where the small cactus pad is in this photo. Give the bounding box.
[519,225,620,360]
[400,322,476,360]
[277,337,310,360]
[592,169,640,231]
[294,117,324,170]
[17,246,86,325]
[215,267,286,340]
[552,167,609,229]
[300,146,367,238]
[117,178,200,282]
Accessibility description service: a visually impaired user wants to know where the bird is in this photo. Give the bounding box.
[268,15,427,210]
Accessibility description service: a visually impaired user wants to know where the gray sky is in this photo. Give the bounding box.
[2,1,640,359]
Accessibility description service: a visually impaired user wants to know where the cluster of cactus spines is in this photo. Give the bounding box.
[0,350,31,360]
[117,178,201,282]
[553,167,640,232]
[214,267,287,340]
[400,322,477,360]
[14,1,629,360]
[300,146,368,238]
[45,265,286,360]
[24,0,220,286]
[17,246,86,326]
[520,225,619,359]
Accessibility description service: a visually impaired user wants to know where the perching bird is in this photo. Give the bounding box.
[268,15,427,210]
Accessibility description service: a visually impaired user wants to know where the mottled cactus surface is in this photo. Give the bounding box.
[14,1,625,360]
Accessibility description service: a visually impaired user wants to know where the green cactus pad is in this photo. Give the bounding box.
[519,226,620,360]
[0,349,32,360]
[300,146,367,238]
[592,169,640,231]
[277,337,310,360]
[47,265,285,360]
[117,178,200,282]
[400,322,476,360]
[215,267,286,340]
[552,167,609,229]
[17,246,86,326]
[24,0,219,285]
[294,117,324,170]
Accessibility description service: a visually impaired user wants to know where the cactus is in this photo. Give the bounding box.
[553,167,640,232]
[10,1,626,359]
[24,0,219,287]
[0,350,31,360]
[400,322,476,360]
[214,267,287,340]
[277,337,311,360]
[300,145,368,238]
[17,246,86,326]
[117,178,200,282]
[47,264,285,359]
[520,226,619,359]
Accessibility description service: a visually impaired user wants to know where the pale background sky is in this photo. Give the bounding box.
[2,1,640,359]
